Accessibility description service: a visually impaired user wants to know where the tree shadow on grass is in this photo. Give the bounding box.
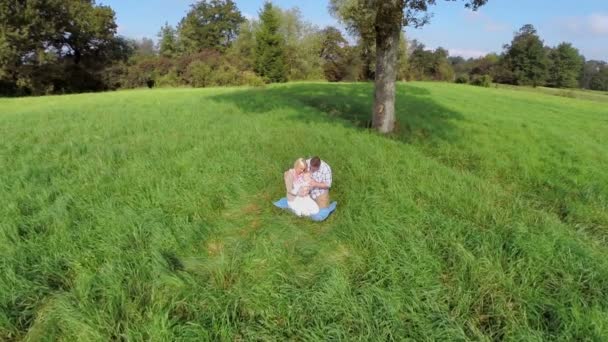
[209,82,465,145]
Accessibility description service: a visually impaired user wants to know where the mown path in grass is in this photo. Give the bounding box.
[0,83,607,340]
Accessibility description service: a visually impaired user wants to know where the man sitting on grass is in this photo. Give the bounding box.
[306,156,332,209]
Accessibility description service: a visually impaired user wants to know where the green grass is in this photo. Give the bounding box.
[495,83,608,103]
[1,82,607,340]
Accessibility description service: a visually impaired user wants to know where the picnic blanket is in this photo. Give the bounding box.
[273,197,337,222]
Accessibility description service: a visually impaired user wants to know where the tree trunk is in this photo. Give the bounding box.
[372,12,402,133]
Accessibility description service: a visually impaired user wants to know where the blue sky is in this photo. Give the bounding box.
[102,0,608,61]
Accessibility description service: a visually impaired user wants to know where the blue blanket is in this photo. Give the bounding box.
[273,197,337,221]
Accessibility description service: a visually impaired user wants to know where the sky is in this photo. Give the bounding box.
[101,0,608,61]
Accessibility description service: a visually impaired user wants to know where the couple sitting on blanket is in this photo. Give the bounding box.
[284,156,332,217]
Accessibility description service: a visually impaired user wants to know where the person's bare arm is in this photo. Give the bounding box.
[309,180,330,189]
[284,170,295,198]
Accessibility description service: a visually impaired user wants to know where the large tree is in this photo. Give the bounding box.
[547,42,584,89]
[330,0,488,133]
[158,23,178,57]
[177,0,244,53]
[277,7,324,81]
[227,19,259,70]
[329,0,376,81]
[589,65,608,91]
[408,44,454,81]
[580,60,606,89]
[254,2,287,83]
[501,24,549,87]
[470,53,499,77]
[0,0,123,95]
[320,27,350,82]
[132,38,157,57]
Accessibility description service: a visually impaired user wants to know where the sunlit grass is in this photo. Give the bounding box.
[1,82,607,340]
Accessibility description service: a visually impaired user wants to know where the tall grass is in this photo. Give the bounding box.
[494,83,608,103]
[1,83,607,340]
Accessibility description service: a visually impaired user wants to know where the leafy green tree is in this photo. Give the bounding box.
[449,56,473,80]
[408,44,454,81]
[329,1,376,80]
[408,43,434,80]
[254,2,287,83]
[0,0,122,95]
[433,47,454,81]
[589,65,608,91]
[229,10,326,81]
[580,60,606,89]
[320,27,349,81]
[338,45,366,81]
[547,42,584,88]
[330,0,488,133]
[470,53,499,77]
[277,7,324,81]
[158,23,178,57]
[227,19,259,70]
[501,24,548,87]
[177,0,244,53]
[132,38,157,56]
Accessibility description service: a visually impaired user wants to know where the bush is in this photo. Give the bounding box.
[102,63,129,90]
[471,74,492,87]
[113,50,266,89]
[118,56,178,89]
[208,62,240,86]
[187,61,213,88]
[155,70,182,88]
[455,74,470,84]
[239,71,265,87]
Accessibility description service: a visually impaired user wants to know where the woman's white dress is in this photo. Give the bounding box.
[288,177,319,217]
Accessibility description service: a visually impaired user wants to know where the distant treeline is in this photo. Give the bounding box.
[1,1,607,96]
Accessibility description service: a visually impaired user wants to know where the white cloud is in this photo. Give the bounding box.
[557,13,608,37]
[464,9,508,33]
[448,48,488,59]
[590,14,608,35]
[485,22,508,32]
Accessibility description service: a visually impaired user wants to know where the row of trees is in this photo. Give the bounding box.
[0,0,373,95]
[449,24,608,90]
[1,0,606,98]
[121,1,405,89]
[0,0,483,96]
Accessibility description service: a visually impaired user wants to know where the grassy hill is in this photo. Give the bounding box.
[1,82,607,340]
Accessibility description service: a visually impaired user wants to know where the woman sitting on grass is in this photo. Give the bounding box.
[284,158,320,217]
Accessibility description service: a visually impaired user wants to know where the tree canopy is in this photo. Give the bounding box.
[158,23,178,58]
[0,0,124,95]
[254,2,287,83]
[500,24,549,87]
[1,0,605,96]
[547,42,584,89]
[177,0,244,53]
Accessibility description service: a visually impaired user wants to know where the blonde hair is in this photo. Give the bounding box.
[293,158,307,171]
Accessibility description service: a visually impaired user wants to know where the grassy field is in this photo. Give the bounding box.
[1,82,607,340]
[494,83,608,103]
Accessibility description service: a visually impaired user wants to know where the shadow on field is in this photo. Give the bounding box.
[209,83,464,145]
